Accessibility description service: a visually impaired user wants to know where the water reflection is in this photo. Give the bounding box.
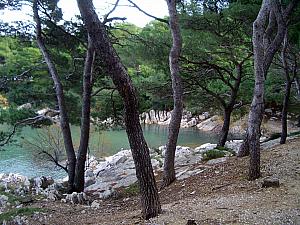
[0,124,219,178]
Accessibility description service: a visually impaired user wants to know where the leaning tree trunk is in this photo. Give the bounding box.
[76,0,161,219]
[218,64,242,147]
[237,0,297,180]
[74,36,94,192]
[33,0,76,192]
[162,0,183,187]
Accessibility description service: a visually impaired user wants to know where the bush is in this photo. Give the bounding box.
[215,146,236,156]
[202,149,226,161]
[0,207,43,223]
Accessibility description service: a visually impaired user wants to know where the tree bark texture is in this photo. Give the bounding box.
[280,80,292,144]
[74,36,94,192]
[218,64,243,147]
[280,31,292,144]
[162,0,183,187]
[295,75,300,98]
[33,0,76,192]
[76,0,161,219]
[218,108,232,147]
[238,0,298,180]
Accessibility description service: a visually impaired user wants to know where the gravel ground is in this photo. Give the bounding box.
[27,137,300,225]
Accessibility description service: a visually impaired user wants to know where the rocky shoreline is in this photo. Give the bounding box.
[0,141,241,204]
[140,109,299,136]
[1,134,299,224]
[140,110,224,132]
[26,105,299,136]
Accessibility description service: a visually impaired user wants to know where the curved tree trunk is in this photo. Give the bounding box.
[162,0,183,188]
[218,64,243,147]
[74,36,94,192]
[33,0,76,192]
[76,0,161,219]
[237,0,297,180]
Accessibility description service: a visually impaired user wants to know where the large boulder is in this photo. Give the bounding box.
[105,150,131,165]
[196,115,223,132]
[225,140,243,154]
[194,143,217,154]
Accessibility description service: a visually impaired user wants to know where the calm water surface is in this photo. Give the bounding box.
[0,124,218,178]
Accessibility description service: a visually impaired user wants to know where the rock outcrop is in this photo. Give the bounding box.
[140,109,225,132]
[3,135,295,206]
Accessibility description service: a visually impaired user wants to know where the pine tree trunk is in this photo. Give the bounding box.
[218,108,232,147]
[237,0,297,180]
[280,31,292,145]
[239,1,270,180]
[76,0,161,219]
[74,36,94,192]
[33,0,76,192]
[295,76,300,98]
[280,80,291,144]
[218,64,242,147]
[162,0,183,188]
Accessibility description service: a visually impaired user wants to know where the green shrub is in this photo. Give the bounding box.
[269,133,281,140]
[289,131,300,137]
[214,146,236,156]
[0,207,43,223]
[0,191,23,204]
[202,149,226,161]
[123,182,140,196]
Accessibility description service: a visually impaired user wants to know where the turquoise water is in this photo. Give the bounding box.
[0,124,218,178]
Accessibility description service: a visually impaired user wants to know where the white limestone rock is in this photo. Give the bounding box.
[0,195,8,207]
[196,115,222,132]
[225,140,243,154]
[65,192,88,204]
[17,103,32,110]
[194,143,217,153]
[105,150,131,166]
[85,169,94,178]
[98,189,114,199]
[206,157,227,165]
[91,200,100,209]
[85,177,96,188]
[177,168,206,180]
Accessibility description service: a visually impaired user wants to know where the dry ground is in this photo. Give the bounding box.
[27,137,300,225]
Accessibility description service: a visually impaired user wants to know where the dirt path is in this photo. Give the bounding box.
[27,137,300,225]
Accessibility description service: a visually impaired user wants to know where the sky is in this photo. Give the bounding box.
[0,0,168,28]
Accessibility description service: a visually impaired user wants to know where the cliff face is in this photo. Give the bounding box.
[140,109,223,132]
